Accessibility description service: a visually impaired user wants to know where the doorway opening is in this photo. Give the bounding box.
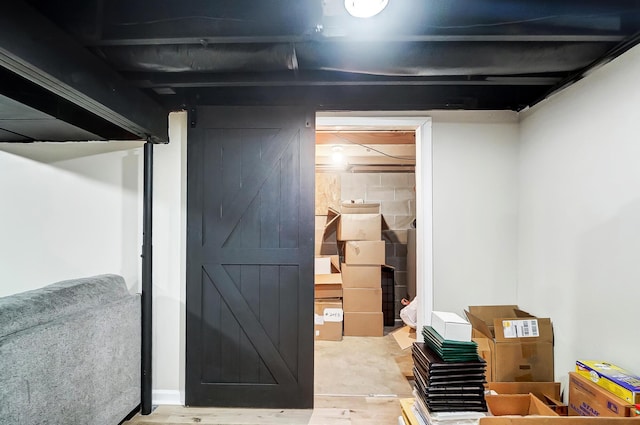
[312,112,433,399]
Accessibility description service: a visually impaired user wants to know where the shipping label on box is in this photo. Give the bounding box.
[502,319,540,338]
[323,308,343,322]
[569,372,633,417]
[576,360,640,404]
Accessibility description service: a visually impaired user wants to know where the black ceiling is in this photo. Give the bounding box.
[2,0,640,142]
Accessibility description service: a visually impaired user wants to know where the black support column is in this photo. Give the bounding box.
[141,141,154,414]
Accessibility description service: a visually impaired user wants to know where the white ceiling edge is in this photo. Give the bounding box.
[316,110,518,129]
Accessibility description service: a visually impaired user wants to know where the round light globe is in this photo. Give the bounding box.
[344,0,389,18]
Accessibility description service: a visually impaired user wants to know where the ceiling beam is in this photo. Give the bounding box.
[0,1,168,142]
[127,71,563,89]
[316,131,415,145]
[87,34,627,46]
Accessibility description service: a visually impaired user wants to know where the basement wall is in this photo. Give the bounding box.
[518,43,640,383]
[0,141,144,296]
[431,113,519,316]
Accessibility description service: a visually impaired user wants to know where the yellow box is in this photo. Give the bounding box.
[576,360,640,404]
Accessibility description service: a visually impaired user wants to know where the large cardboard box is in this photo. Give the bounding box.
[314,273,342,298]
[569,372,633,417]
[337,213,381,241]
[314,299,343,341]
[342,288,382,312]
[465,305,554,382]
[342,240,386,265]
[340,263,381,288]
[343,312,383,336]
[575,360,640,404]
[431,311,472,342]
[485,394,559,417]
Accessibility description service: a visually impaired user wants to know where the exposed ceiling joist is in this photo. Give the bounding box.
[87,34,627,47]
[316,131,414,145]
[0,1,168,143]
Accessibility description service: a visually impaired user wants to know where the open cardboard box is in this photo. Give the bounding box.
[479,418,640,424]
[488,382,567,415]
[485,393,559,417]
[466,305,554,382]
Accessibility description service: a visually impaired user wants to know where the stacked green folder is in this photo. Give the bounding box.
[422,326,480,362]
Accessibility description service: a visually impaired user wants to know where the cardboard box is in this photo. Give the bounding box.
[485,394,559,417]
[314,273,342,298]
[488,382,561,400]
[575,361,640,404]
[342,288,382,312]
[480,418,639,424]
[337,213,381,241]
[340,263,381,288]
[342,240,386,265]
[488,382,565,415]
[314,299,343,341]
[341,202,380,214]
[431,311,472,341]
[465,305,554,382]
[569,372,633,417]
[343,312,383,336]
[315,210,340,256]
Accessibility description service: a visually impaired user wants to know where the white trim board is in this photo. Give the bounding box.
[152,389,183,406]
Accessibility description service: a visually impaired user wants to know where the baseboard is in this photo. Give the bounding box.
[152,389,183,406]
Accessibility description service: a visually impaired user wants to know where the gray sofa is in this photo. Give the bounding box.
[0,274,141,425]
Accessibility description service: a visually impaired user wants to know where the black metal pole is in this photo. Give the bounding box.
[141,141,153,415]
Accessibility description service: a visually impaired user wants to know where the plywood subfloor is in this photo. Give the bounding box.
[314,335,413,397]
[125,332,412,425]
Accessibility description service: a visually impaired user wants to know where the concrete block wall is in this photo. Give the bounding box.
[340,172,416,322]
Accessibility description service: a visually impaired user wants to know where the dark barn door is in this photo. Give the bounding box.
[186,107,315,407]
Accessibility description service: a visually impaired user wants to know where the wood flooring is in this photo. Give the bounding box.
[124,332,412,425]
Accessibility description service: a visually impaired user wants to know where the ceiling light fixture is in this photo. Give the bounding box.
[344,0,389,18]
[331,146,345,165]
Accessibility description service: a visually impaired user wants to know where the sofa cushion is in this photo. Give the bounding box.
[0,274,131,338]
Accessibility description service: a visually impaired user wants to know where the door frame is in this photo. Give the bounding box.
[316,113,433,334]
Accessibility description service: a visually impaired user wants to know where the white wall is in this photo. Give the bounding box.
[431,113,520,316]
[152,111,187,405]
[0,141,144,296]
[518,44,640,383]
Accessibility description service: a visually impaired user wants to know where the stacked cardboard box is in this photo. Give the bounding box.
[314,210,343,341]
[339,202,385,337]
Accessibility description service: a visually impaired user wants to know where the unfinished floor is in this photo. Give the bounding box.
[125,331,413,425]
